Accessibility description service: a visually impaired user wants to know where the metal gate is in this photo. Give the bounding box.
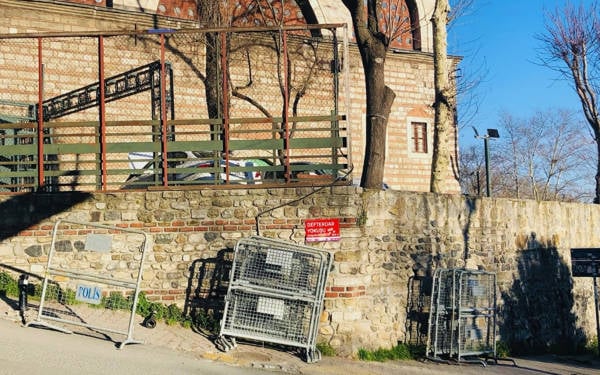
[215,236,332,363]
[426,268,497,365]
[26,219,149,349]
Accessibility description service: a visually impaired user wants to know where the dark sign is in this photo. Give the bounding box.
[570,248,600,277]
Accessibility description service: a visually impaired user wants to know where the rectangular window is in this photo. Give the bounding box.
[411,122,428,153]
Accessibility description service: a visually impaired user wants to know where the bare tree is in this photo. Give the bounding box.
[538,1,600,202]
[197,0,224,143]
[431,0,476,193]
[340,0,463,190]
[493,109,594,202]
[458,143,484,195]
[446,0,485,131]
[193,0,325,161]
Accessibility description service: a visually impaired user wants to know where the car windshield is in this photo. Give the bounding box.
[122,154,259,189]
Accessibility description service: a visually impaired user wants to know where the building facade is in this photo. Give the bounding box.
[0,0,458,193]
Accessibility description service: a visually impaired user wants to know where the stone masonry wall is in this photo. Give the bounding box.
[0,188,599,356]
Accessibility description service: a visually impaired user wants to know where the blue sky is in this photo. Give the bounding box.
[448,0,591,147]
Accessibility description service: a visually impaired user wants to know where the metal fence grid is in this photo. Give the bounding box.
[26,219,149,349]
[426,268,497,366]
[221,289,316,344]
[216,236,332,363]
[231,236,327,296]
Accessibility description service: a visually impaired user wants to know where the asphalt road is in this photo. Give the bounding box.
[2,309,600,375]
[0,318,271,375]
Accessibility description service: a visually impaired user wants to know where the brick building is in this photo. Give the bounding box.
[0,0,459,193]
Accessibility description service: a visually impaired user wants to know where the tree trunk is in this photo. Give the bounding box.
[357,35,396,188]
[430,0,455,193]
[342,0,396,189]
[595,135,600,203]
[198,1,224,144]
[361,58,396,189]
[205,31,222,141]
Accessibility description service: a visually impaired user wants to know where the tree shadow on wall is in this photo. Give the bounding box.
[183,248,234,338]
[500,232,585,355]
[0,191,91,242]
[405,275,432,347]
[404,196,479,347]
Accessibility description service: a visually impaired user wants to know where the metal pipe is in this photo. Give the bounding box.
[484,137,490,197]
[221,31,230,182]
[282,29,290,182]
[98,35,107,191]
[37,37,44,189]
[160,33,168,186]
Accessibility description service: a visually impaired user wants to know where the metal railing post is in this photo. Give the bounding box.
[98,35,107,190]
[221,31,230,181]
[160,33,169,186]
[37,37,44,189]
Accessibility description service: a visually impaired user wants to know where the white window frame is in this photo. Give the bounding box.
[406,117,432,158]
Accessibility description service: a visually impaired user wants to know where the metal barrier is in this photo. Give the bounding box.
[216,236,332,363]
[26,219,149,349]
[426,268,497,366]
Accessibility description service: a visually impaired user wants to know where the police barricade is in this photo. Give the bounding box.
[26,219,149,348]
[426,268,498,366]
[215,236,332,363]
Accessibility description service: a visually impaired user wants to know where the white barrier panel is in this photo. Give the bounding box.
[27,219,149,349]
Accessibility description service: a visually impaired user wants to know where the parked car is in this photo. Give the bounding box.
[122,153,260,189]
[262,161,344,181]
[352,178,389,190]
[173,158,259,184]
[127,151,214,171]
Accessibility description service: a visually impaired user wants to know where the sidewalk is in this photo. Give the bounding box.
[1,294,599,375]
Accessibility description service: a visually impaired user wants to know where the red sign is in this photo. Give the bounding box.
[305,218,340,242]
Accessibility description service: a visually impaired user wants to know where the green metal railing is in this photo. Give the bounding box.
[0,113,348,192]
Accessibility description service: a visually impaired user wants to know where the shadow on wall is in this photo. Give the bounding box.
[183,248,234,337]
[405,275,432,346]
[0,263,93,328]
[462,197,477,264]
[499,232,586,355]
[0,191,91,242]
[0,263,44,313]
[404,196,480,346]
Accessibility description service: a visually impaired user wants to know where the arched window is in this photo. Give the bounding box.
[405,0,421,50]
[229,0,308,27]
[382,0,421,51]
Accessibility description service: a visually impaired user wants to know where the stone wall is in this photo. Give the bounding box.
[0,188,598,356]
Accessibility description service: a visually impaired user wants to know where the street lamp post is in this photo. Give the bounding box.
[473,128,500,197]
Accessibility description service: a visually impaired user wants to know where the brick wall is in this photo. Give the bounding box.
[0,0,459,193]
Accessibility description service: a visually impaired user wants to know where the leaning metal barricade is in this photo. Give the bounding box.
[215,236,332,363]
[26,219,149,349]
[426,268,497,366]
